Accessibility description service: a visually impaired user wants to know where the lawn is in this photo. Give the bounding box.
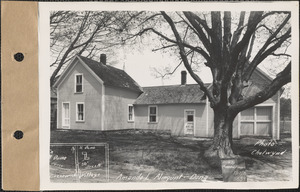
[50,129,292,183]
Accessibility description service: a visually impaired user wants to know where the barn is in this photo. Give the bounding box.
[53,54,281,139]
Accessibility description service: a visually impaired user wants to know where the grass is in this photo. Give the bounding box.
[50,129,292,183]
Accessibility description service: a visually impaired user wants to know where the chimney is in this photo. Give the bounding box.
[181,70,187,85]
[100,54,106,65]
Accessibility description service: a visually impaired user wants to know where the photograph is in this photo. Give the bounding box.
[38,1,299,190]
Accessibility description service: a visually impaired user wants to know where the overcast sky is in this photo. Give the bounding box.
[111,48,212,87]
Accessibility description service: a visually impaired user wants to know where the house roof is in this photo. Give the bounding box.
[55,55,143,93]
[134,84,210,105]
[78,56,143,93]
[50,88,57,99]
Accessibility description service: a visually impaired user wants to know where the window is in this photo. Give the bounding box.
[148,106,158,123]
[75,74,83,93]
[76,102,85,122]
[187,114,194,122]
[240,106,272,136]
[128,104,134,122]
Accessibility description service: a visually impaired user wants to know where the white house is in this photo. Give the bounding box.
[53,54,281,139]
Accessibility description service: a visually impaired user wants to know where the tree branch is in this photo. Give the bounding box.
[50,12,90,86]
[271,53,291,57]
[152,44,177,52]
[138,27,211,63]
[183,12,212,53]
[211,11,223,65]
[220,11,232,104]
[152,60,183,79]
[230,62,291,112]
[244,27,291,81]
[231,11,246,50]
[231,12,263,66]
[73,24,101,49]
[161,11,216,106]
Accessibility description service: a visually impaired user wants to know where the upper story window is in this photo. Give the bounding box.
[75,74,83,93]
[148,105,158,123]
[128,104,134,122]
[76,102,85,122]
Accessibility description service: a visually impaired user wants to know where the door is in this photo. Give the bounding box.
[62,102,70,128]
[184,110,195,136]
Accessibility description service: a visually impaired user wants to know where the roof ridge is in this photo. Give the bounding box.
[78,55,143,93]
[79,55,124,72]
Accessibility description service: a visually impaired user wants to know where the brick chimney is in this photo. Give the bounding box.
[100,54,106,65]
[181,70,187,85]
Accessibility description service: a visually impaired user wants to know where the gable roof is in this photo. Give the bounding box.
[54,55,143,93]
[134,84,210,105]
[254,67,273,82]
[78,56,143,93]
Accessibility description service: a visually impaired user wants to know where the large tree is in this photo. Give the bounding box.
[136,11,291,162]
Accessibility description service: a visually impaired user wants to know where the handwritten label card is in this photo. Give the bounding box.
[50,143,109,183]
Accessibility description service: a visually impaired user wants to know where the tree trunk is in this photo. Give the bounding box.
[204,107,237,168]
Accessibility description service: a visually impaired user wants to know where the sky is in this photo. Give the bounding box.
[106,43,213,87]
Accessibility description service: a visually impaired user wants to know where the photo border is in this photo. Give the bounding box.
[39,1,299,190]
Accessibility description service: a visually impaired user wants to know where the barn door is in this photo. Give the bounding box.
[184,110,195,136]
[240,106,272,136]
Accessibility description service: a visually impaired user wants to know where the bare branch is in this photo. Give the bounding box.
[231,11,246,50]
[161,11,216,106]
[246,33,256,60]
[211,11,222,65]
[152,44,177,52]
[138,28,211,63]
[50,12,90,86]
[73,24,101,49]
[271,53,291,57]
[230,62,291,112]
[183,12,212,53]
[152,60,183,79]
[183,11,212,36]
[244,27,291,81]
[50,47,66,67]
[231,12,264,65]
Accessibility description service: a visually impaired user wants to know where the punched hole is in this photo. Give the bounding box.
[14,130,23,140]
[14,52,24,62]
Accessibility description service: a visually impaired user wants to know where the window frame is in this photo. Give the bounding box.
[74,73,84,93]
[148,105,158,123]
[128,104,134,122]
[239,105,273,136]
[76,102,85,122]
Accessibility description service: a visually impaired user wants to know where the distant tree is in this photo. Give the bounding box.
[50,11,142,86]
[135,11,291,163]
[280,98,291,120]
